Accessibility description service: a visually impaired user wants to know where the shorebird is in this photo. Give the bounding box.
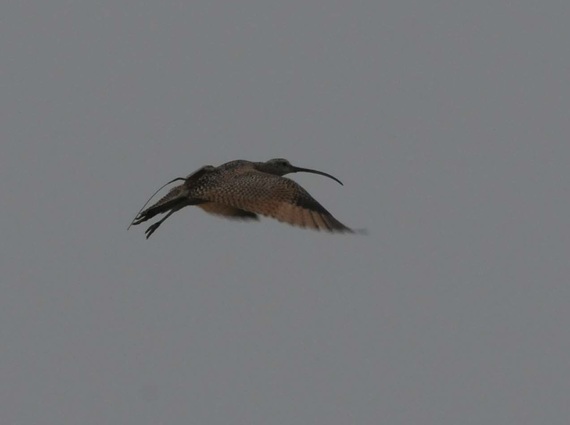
[129,158,356,238]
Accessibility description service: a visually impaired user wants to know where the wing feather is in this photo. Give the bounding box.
[197,203,258,220]
[195,172,352,232]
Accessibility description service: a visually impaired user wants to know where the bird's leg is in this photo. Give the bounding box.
[145,208,179,239]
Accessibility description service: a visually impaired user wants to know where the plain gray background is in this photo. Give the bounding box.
[1,1,569,424]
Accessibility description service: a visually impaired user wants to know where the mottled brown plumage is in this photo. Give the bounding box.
[129,158,354,238]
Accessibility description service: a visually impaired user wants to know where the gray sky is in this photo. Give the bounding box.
[1,1,569,424]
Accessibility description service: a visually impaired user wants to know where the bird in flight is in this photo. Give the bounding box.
[129,158,357,238]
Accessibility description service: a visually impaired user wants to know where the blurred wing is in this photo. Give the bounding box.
[196,172,352,232]
[197,202,258,220]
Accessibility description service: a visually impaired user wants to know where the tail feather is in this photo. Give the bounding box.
[130,185,188,226]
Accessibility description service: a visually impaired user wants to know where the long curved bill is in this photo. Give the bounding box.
[290,166,343,185]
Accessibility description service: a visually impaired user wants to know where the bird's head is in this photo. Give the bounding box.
[259,158,343,185]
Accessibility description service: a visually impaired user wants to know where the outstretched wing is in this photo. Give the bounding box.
[197,203,258,220]
[195,171,353,232]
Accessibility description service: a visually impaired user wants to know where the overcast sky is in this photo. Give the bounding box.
[1,1,569,424]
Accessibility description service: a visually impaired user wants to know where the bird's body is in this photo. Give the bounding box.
[130,158,354,238]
